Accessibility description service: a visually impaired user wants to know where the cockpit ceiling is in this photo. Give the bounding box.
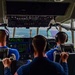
[6,1,70,16]
[6,0,75,3]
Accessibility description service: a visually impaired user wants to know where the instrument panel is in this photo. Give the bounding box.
[7,38,56,67]
[7,38,33,60]
[8,38,30,53]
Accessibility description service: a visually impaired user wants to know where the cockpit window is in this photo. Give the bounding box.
[8,27,59,38]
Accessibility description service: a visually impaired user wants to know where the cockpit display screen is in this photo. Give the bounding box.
[7,38,30,53]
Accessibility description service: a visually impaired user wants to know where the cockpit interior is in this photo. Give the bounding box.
[0,0,75,75]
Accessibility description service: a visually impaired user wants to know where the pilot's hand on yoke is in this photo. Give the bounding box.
[2,58,11,68]
[60,52,69,63]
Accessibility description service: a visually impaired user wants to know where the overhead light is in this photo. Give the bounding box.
[54,0,64,2]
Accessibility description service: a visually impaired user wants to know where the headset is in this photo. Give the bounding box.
[55,32,68,43]
[0,24,9,41]
[0,29,9,41]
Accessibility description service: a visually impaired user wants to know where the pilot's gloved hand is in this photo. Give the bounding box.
[2,58,12,68]
[60,52,69,63]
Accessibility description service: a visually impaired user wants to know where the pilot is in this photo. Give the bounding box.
[0,29,20,61]
[2,35,68,75]
[46,31,68,61]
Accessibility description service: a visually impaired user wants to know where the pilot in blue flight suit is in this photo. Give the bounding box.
[0,29,20,61]
[46,31,68,61]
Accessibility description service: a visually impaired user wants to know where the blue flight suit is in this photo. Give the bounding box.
[4,57,68,75]
[46,46,61,61]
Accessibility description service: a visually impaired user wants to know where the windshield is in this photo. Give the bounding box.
[8,27,59,38]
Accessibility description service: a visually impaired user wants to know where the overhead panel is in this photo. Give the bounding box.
[6,1,70,27]
[6,1,70,15]
[7,16,53,27]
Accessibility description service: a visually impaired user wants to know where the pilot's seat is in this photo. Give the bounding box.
[0,48,9,75]
[60,43,74,53]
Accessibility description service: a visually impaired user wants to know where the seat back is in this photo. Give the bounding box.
[0,48,9,60]
[0,62,4,75]
[54,53,75,75]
